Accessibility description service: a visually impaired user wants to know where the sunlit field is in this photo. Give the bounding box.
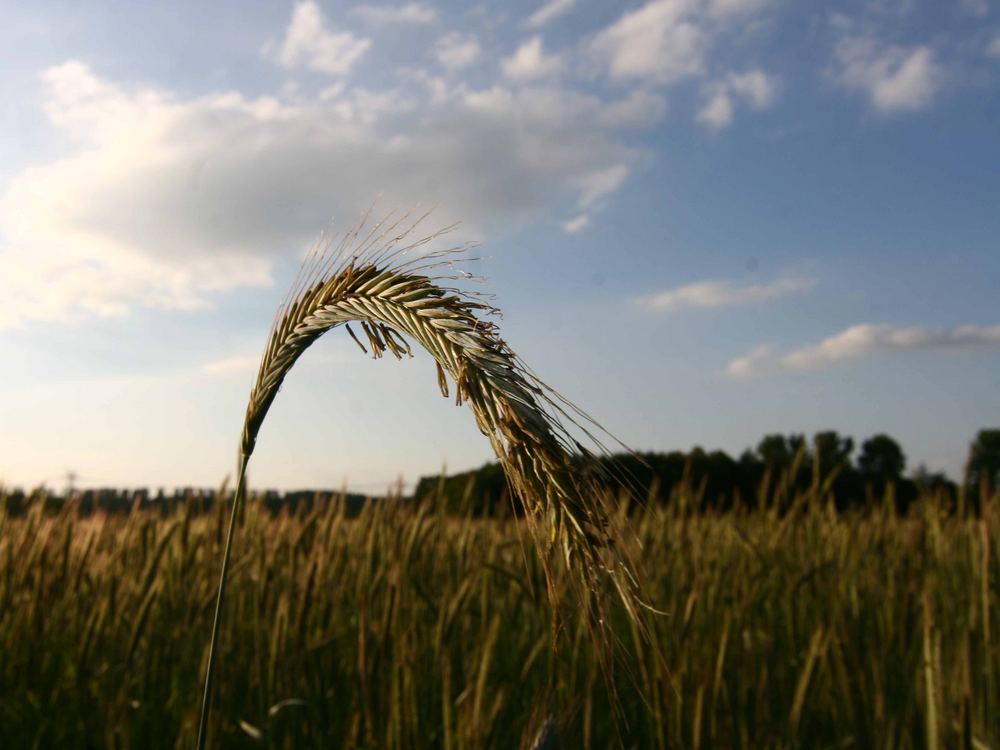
[4,1,1000,749]
[2,480,997,749]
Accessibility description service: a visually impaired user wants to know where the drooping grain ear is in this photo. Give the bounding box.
[199,209,652,749]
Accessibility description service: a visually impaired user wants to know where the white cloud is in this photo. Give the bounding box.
[960,0,990,18]
[574,164,630,208]
[725,344,775,379]
[697,88,734,129]
[834,35,941,113]
[435,32,481,71]
[587,0,774,86]
[525,0,575,29]
[697,69,777,130]
[265,0,371,76]
[312,84,419,123]
[726,323,1000,378]
[708,0,771,16]
[561,213,590,234]
[201,355,263,376]
[0,63,648,327]
[588,0,706,84]
[638,276,814,313]
[352,3,437,25]
[988,32,1000,58]
[729,69,777,108]
[502,36,564,81]
[201,348,348,376]
[598,89,668,129]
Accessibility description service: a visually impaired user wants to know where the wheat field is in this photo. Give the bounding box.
[1,481,997,748]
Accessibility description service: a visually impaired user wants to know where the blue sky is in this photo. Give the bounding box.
[1,0,998,491]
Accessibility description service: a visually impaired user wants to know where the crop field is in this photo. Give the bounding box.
[2,483,997,749]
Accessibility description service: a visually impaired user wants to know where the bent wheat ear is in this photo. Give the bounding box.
[197,211,645,748]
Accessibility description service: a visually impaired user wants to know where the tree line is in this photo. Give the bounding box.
[3,430,997,517]
[413,429,1000,515]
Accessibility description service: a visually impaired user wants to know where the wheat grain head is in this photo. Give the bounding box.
[199,209,647,747]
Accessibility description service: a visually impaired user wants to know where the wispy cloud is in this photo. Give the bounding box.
[561,163,630,232]
[988,32,1000,58]
[960,0,990,18]
[201,348,350,376]
[264,0,371,76]
[727,323,1000,378]
[524,0,575,29]
[637,276,814,313]
[708,0,772,15]
[200,355,262,376]
[561,214,590,234]
[574,164,630,209]
[351,3,437,25]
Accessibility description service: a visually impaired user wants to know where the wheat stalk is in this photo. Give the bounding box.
[197,209,644,747]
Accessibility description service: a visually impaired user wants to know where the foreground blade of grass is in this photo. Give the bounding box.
[196,212,645,748]
[196,461,247,748]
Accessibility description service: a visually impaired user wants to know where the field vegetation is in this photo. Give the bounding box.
[2,472,998,748]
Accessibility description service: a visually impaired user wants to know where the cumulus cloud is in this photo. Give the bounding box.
[264,0,371,76]
[502,36,564,81]
[696,69,777,130]
[0,61,649,327]
[525,0,575,29]
[588,0,706,84]
[637,276,813,313]
[587,0,773,87]
[351,3,437,25]
[434,32,481,71]
[834,35,941,113]
[726,323,1000,378]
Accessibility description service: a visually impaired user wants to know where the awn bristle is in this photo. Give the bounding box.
[198,209,648,748]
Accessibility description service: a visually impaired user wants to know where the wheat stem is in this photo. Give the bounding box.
[197,457,247,750]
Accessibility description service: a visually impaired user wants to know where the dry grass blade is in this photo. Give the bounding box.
[197,211,647,748]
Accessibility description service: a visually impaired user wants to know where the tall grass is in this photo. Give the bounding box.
[1,481,998,748]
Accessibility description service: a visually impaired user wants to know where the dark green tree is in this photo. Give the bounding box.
[857,434,906,481]
[966,429,1000,493]
[757,433,807,468]
[813,431,854,476]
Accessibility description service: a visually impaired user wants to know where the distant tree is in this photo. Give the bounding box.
[857,434,906,481]
[966,429,1000,493]
[757,434,789,467]
[757,433,807,468]
[788,434,807,458]
[813,431,854,476]
[912,463,951,490]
